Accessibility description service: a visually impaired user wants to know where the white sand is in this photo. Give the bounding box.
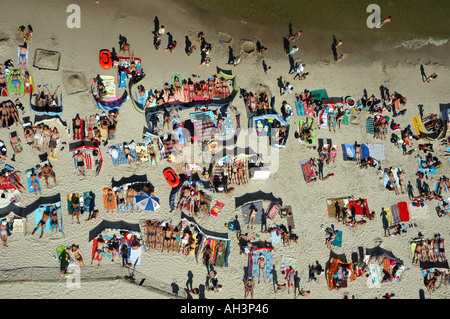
[0,0,449,300]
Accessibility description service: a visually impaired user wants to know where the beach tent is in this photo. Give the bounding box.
[235,190,283,209]
[69,140,103,176]
[440,103,450,123]
[91,81,129,111]
[363,246,407,288]
[111,174,151,189]
[89,219,145,265]
[34,114,70,136]
[88,219,143,242]
[181,212,231,267]
[0,202,27,234]
[142,67,238,116]
[29,85,63,117]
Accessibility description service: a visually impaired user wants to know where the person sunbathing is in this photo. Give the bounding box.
[31,208,51,239]
[41,163,57,188]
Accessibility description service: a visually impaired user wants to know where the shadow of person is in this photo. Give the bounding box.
[294,270,301,296]
[420,64,427,82]
[288,23,293,38]
[167,32,173,48]
[271,264,278,292]
[153,16,160,34]
[186,270,194,290]
[185,36,192,54]
[171,281,180,295]
[277,76,284,95]
[331,35,339,61]
[283,37,290,54]
[198,284,206,299]
[288,56,295,74]
[228,46,235,64]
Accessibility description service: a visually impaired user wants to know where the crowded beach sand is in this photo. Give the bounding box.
[0,0,449,301]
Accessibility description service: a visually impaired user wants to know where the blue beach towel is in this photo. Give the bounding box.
[332,230,342,247]
[26,169,42,194]
[118,71,127,88]
[295,100,305,116]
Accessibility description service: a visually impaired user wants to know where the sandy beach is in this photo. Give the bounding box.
[0,0,449,302]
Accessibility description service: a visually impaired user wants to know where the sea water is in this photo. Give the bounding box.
[173,0,450,52]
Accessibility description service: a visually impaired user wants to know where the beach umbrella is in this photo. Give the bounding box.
[135,191,160,212]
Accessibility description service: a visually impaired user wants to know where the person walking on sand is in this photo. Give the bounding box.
[244,277,254,299]
[425,73,438,83]
[287,46,299,56]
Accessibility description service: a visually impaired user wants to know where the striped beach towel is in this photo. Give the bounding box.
[389,203,402,225]
[412,116,424,135]
[295,100,305,116]
[300,159,316,183]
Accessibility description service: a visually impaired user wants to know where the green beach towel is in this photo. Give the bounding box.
[298,118,316,145]
[310,89,328,102]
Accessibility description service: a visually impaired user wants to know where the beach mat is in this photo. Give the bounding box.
[332,230,342,247]
[310,89,328,102]
[326,197,349,218]
[300,159,316,183]
[298,118,316,145]
[348,199,369,216]
[295,100,305,116]
[241,200,264,225]
[412,116,424,135]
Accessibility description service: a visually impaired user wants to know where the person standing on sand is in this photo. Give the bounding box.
[244,277,254,299]
[91,235,105,268]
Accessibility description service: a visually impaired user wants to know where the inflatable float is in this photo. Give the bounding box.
[99,49,112,70]
[163,167,180,188]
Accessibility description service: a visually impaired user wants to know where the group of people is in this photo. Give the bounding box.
[1,99,22,129]
[23,122,60,157]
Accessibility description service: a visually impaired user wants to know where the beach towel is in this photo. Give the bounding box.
[17,45,29,67]
[366,117,388,135]
[103,188,117,210]
[447,147,450,162]
[295,100,305,116]
[270,230,282,244]
[342,144,356,161]
[267,202,281,220]
[25,169,41,194]
[332,230,343,247]
[310,89,328,102]
[418,159,437,175]
[100,75,115,98]
[210,201,225,217]
[135,143,149,163]
[300,159,316,183]
[397,201,410,222]
[389,203,402,225]
[298,118,316,145]
[326,197,349,218]
[367,143,386,161]
[250,248,273,280]
[108,142,139,166]
[412,116,424,135]
[348,199,369,216]
[368,264,382,288]
[33,207,54,233]
[118,71,127,88]
[241,200,264,225]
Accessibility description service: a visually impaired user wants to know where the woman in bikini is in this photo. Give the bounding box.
[188,190,196,216]
[1,220,9,248]
[23,71,33,96]
[69,244,85,268]
[237,161,245,185]
[329,146,337,165]
[33,124,43,149]
[41,125,51,153]
[9,70,22,95]
[247,207,257,229]
[0,73,8,96]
